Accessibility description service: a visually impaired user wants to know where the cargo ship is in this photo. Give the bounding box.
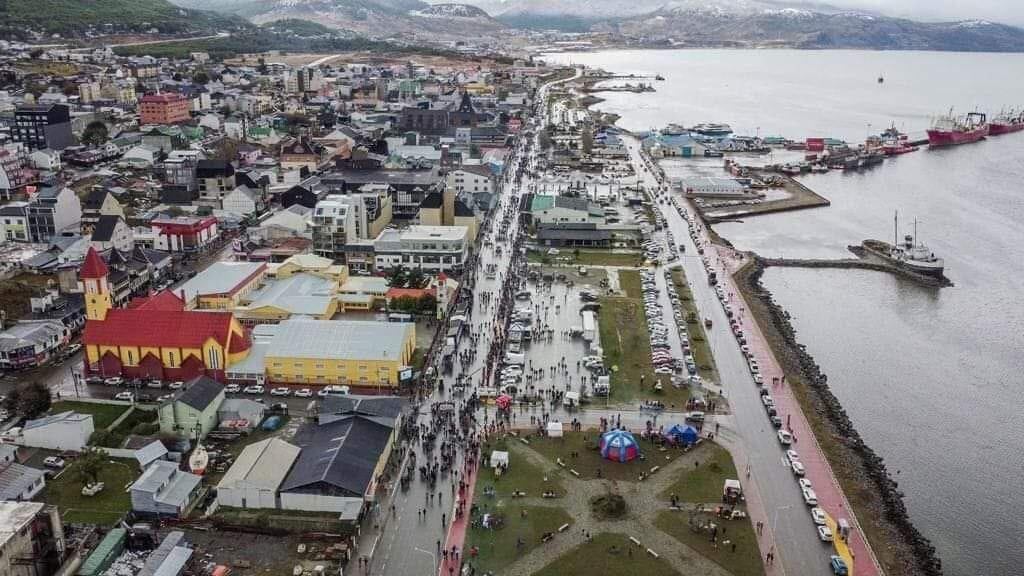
[988,110,1024,135]
[927,111,988,147]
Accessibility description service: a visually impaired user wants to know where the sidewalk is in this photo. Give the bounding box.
[438,457,480,576]
[714,244,880,576]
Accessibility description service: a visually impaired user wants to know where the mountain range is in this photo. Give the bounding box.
[16,0,1024,51]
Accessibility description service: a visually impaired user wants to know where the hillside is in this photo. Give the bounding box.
[0,0,248,38]
[171,0,503,40]
[615,8,1024,51]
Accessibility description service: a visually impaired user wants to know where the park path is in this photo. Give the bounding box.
[492,440,735,576]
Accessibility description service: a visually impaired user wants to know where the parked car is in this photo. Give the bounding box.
[270,387,291,397]
[791,461,806,476]
[114,391,134,402]
[810,507,827,525]
[225,384,241,393]
[294,388,313,398]
[802,487,818,506]
[104,377,123,386]
[43,456,65,469]
[243,385,264,395]
[777,430,793,445]
[786,449,800,462]
[817,525,834,542]
[168,381,184,390]
[830,555,849,576]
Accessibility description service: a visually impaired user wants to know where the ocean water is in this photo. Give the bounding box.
[545,49,1024,576]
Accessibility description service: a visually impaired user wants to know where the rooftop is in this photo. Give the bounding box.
[217,437,300,492]
[244,273,336,317]
[264,319,412,362]
[174,261,265,303]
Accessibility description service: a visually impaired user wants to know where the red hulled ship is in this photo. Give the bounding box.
[988,110,1024,135]
[927,111,988,147]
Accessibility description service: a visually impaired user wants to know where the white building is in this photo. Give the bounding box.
[311,196,356,261]
[222,185,262,216]
[446,165,494,195]
[20,411,95,451]
[216,437,300,510]
[373,225,468,273]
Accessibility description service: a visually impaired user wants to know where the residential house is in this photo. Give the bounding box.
[222,185,263,217]
[195,160,236,208]
[158,376,226,440]
[0,445,46,501]
[90,215,133,253]
[12,103,73,150]
[149,216,219,253]
[29,149,61,172]
[279,139,324,172]
[0,202,29,242]
[446,165,495,195]
[129,460,201,517]
[81,189,125,234]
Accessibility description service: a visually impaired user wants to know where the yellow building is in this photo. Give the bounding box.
[174,262,267,310]
[260,319,415,389]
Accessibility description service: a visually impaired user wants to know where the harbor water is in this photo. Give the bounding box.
[545,48,1024,576]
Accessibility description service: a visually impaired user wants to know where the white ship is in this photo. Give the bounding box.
[888,212,945,277]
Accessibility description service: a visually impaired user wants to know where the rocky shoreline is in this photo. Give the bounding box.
[736,255,943,576]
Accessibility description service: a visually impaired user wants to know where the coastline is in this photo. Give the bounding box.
[561,61,944,574]
[733,257,943,576]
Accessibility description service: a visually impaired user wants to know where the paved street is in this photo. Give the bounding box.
[623,134,879,576]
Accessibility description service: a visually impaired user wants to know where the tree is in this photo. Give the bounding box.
[211,138,239,162]
[392,296,417,313]
[406,268,425,289]
[387,266,408,289]
[417,294,437,314]
[5,381,51,419]
[581,129,594,155]
[29,48,43,59]
[72,448,107,486]
[81,121,109,147]
[193,71,210,85]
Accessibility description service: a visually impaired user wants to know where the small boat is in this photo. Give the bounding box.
[877,76,884,84]
[189,444,209,475]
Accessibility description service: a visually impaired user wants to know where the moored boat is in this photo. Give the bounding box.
[988,109,1024,135]
[927,111,988,147]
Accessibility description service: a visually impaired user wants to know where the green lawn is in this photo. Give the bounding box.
[478,439,566,497]
[599,273,688,404]
[534,532,680,576]
[671,269,719,382]
[46,458,138,526]
[51,401,129,430]
[525,432,665,483]
[655,510,764,576]
[464,505,572,575]
[528,249,643,268]
[659,442,738,503]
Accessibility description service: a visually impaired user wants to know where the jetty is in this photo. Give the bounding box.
[758,243,952,287]
[701,173,830,223]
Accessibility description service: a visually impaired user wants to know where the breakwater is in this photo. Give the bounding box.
[761,244,952,288]
[737,256,943,576]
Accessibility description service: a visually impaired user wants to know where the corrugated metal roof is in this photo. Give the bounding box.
[0,463,45,501]
[217,437,300,492]
[281,417,392,497]
[173,376,224,411]
[246,273,335,316]
[265,319,412,362]
[174,262,264,302]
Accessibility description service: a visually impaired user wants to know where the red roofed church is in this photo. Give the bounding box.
[80,247,251,382]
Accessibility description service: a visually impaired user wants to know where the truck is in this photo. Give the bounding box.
[581,310,596,342]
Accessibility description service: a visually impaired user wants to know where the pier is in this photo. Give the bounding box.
[701,172,831,223]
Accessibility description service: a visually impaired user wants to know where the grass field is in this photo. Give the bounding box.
[659,442,738,503]
[464,505,573,574]
[477,439,567,497]
[670,268,719,382]
[528,249,643,268]
[46,458,137,525]
[599,270,688,404]
[51,401,129,430]
[526,432,663,482]
[534,532,680,576]
[655,510,764,576]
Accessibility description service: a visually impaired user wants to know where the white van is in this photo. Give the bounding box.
[504,353,526,366]
[318,385,351,398]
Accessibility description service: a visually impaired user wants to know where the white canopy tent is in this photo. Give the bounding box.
[547,421,564,438]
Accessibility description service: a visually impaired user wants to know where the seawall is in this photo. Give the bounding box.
[736,256,944,576]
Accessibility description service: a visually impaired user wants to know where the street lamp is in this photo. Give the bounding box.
[413,546,437,575]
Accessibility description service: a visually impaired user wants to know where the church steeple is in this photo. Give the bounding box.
[81,247,112,321]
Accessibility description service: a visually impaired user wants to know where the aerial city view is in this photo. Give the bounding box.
[0,1,1021,576]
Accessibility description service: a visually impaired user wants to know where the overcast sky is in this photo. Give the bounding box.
[818,0,1024,26]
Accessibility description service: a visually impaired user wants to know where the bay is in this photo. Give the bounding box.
[545,48,1024,576]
